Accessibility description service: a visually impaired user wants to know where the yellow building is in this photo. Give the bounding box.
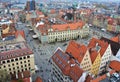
[0,41,35,76]
[90,52,101,76]
[88,38,111,76]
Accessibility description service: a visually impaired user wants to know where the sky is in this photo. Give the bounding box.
[10,0,120,3]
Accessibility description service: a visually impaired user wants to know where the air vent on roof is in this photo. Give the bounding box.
[67,60,70,64]
[70,64,75,67]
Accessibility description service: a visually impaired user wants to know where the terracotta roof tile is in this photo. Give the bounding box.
[36,24,49,35]
[90,50,98,63]
[88,37,109,57]
[0,42,33,61]
[52,48,84,82]
[91,70,115,82]
[66,40,87,63]
[52,21,85,31]
[69,64,84,82]
[1,23,16,38]
[109,60,120,72]
[11,71,31,82]
[100,37,120,55]
[85,75,93,82]
[52,49,70,75]
[35,77,42,82]
[36,10,44,15]
[111,34,120,43]
[15,30,25,39]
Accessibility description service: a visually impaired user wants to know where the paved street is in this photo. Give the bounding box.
[16,22,116,82]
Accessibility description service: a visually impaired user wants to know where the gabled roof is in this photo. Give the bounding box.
[109,60,120,72]
[88,37,108,57]
[90,50,99,63]
[15,30,25,39]
[52,21,85,31]
[66,40,87,63]
[111,34,120,43]
[100,37,120,55]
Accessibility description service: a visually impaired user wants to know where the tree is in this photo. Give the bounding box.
[0,70,11,82]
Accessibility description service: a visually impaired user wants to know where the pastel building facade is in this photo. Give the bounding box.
[0,41,35,77]
[35,21,89,43]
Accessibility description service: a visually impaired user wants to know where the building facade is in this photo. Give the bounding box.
[36,22,89,43]
[0,41,35,77]
[66,41,92,72]
[51,48,85,82]
[88,38,112,76]
[90,53,101,76]
[99,44,112,74]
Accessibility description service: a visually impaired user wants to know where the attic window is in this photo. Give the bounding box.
[95,43,101,52]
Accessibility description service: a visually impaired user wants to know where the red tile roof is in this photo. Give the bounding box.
[23,78,30,82]
[52,21,85,31]
[0,42,33,62]
[50,9,56,14]
[89,50,98,63]
[66,40,87,63]
[0,48,33,61]
[107,18,116,25]
[36,10,44,15]
[1,23,16,38]
[85,75,93,82]
[88,37,109,58]
[36,24,49,35]
[111,34,120,43]
[109,60,120,72]
[35,77,42,82]
[15,30,25,39]
[91,70,115,82]
[52,49,70,75]
[52,48,84,82]
[11,71,31,82]
[69,64,84,82]
[11,78,30,82]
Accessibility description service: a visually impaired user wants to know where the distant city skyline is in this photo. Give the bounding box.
[18,0,120,3]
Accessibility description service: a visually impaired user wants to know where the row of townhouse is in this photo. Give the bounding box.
[51,37,112,82]
[92,14,120,33]
[35,21,89,43]
[66,38,112,76]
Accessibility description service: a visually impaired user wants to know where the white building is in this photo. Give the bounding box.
[0,41,35,76]
[98,44,112,74]
[35,21,89,43]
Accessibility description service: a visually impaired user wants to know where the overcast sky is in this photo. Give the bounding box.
[19,0,120,3]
